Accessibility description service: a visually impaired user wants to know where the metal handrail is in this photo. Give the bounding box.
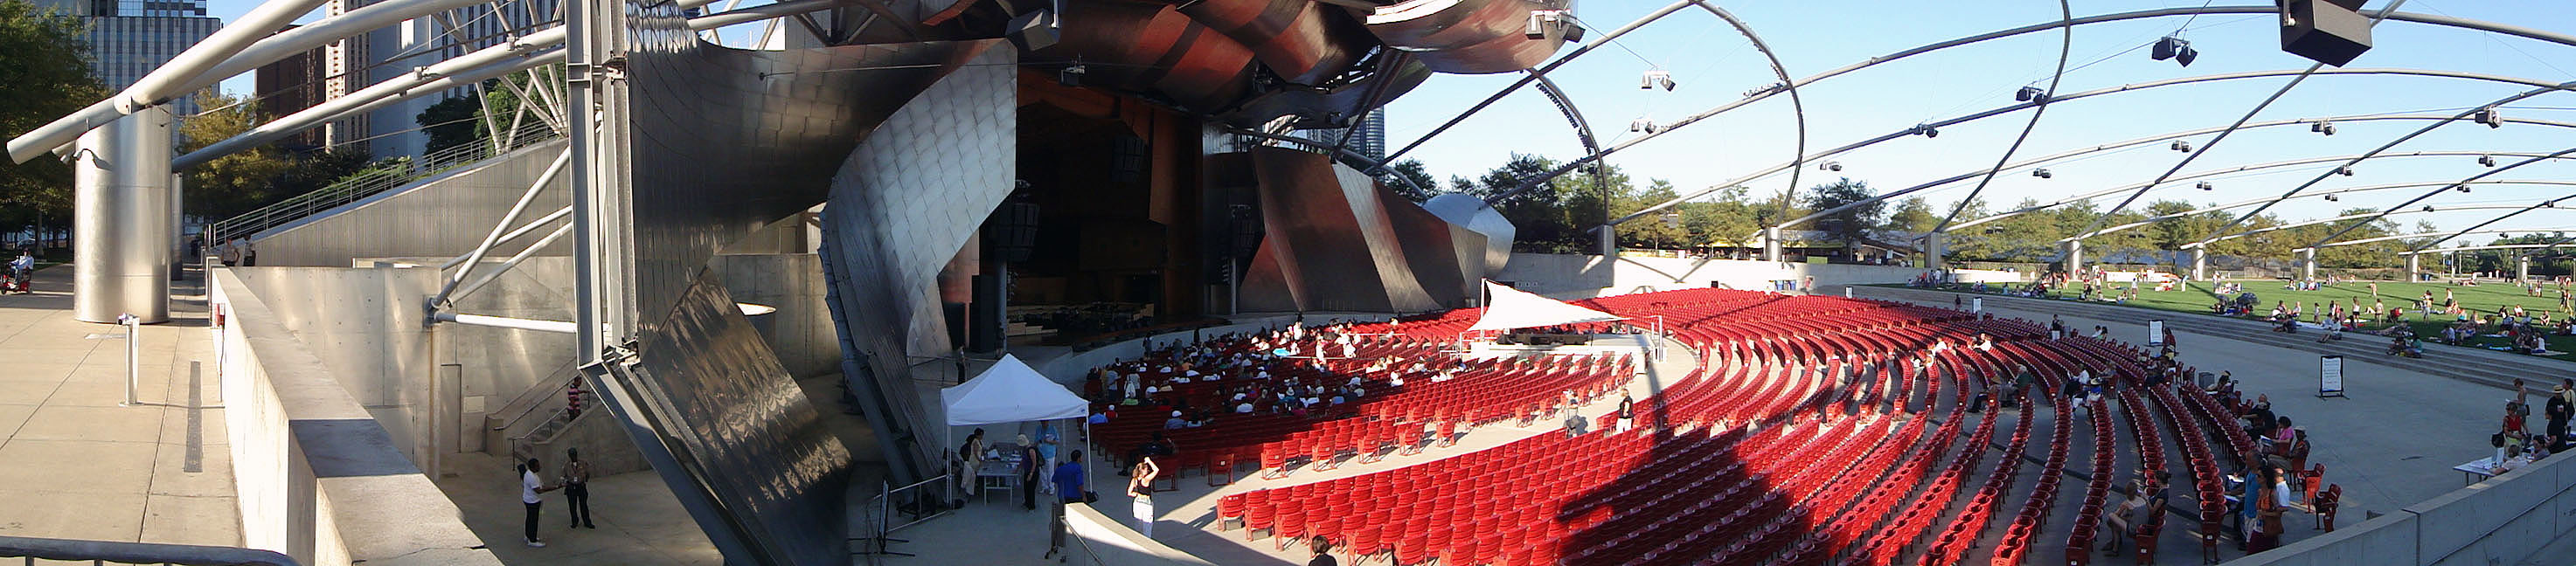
[0,535,299,566]
[205,121,560,245]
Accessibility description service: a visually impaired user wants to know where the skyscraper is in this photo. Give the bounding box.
[1350,107,1386,163]
[255,24,329,151]
[59,0,223,115]
[342,0,561,158]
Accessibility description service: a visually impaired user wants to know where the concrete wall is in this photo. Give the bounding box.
[248,140,570,268]
[1494,253,1934,299]
[212,269,502,566]
[227,266,445,475]
[2224,451,2576,566]
[1063,503,1217,565]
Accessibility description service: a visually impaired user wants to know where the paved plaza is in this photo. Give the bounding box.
[0,265,240,548]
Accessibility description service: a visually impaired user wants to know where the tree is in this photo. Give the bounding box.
[415,94,482,155]
[0,0,102,239]
[180,90,294,220]
[1378,158,1438,202]
[1614,178,1688,248]
[1800,177,1880,246]
[1885,197,1938,233]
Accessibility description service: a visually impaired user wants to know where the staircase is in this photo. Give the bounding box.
[205,121,559,245]
[1851,286,2542,391]
[483,369,649,476]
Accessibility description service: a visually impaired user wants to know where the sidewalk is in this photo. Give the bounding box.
[0,265,241,547]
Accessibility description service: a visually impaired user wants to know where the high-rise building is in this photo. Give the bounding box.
[54,0,223,115]
[254,25,329,151]
[1350,107,1386,162]
[340,0,560,158]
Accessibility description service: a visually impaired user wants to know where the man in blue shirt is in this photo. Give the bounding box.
[1053,451,1087,505]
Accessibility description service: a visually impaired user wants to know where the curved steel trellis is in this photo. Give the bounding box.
[1947,151,2576,233]
[2077,182,2576,245]
[2291,143,2576,250]
[1928,0,2073,235]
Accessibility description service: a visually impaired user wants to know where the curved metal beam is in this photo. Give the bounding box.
[2074,0,2413,238]
[1947,151,2576,234]
[1529,75,1609,201]
[1637,67,2573,228]
[2312,228,2547,250]
[1781,112,2576,236]
[1481,2,1809,217]
[2292,144,2576,250]
[1928,0,2071,234]
[2202,204,2576,247]
[2401,243,2576,256]
[1373,0,1698,168]
[2077,182,2576,245]
[2405,179,2576,252]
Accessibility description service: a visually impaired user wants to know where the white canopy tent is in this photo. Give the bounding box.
[942,354,1088,425]
[1468,280,1627,331]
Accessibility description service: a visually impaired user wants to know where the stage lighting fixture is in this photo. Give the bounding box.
[1525,10,1568,39]
[1819,161,1843,172]
[1641,70,1676,91]
[2323,194,2339,202]
[2152,36,2186,61]
[2016,86,2049,104]
[2480,155,2497,167]
[2032,169,2052,179]
[2454,183,2470,193]
[1628,118,1659,133]
[2171,140,2192,153]
[2424,205,2437,212]
[2311,121,2336,135]
[2475,107,2503,128]
[1914,123,1939,137]
[1058,64,1087,86]
[2336,166,2354,176]
[2545,201,2558,208]
[2197,182,2214,190]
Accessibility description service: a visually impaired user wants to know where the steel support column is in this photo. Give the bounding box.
[1762,226,1782,262]
[2063,240,2083,275]
[2407,254,2421,280]
[2297,248,2316,280]
[1923,232,1945,270]
[2519,256,2532,282]
[2189,248,2207,281]
[72,107,174,324]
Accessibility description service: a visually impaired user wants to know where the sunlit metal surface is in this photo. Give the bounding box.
[603,276,851,566]
[1364,0,1573,74]
[1422,192,1516,273]
[72,107,174,323]
[621,2,1000,321]
[246,141,571,267]
[1238,147,1474,313]
[1037,2,1255,114]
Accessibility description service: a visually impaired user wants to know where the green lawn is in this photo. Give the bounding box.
[1895,280,2576,362]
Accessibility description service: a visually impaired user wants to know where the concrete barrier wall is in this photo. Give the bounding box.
[227,266,442,473]
[1063,503,1216,565]
[2224,451,2576,566]
[212,269,503,566]
[1493,253,1937,299]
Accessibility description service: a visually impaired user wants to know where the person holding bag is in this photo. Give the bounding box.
[2253,466,2288,552]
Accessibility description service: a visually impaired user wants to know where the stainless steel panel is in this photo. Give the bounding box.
[1422,192,1517,273]
[619,0,1001,324]
[1174,0,1371,86]
[248,142,572,267]
[815,45,1017,484]
[614,276,851,566]
[73,107,174,323]
[1037,2,1257,114]
[1363,0,1573,74]
[1224,57,1430,128]
[1235,146,1468,313]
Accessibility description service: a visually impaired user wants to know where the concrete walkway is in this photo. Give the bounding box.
[0,265,241,548]
[434,452,722,565]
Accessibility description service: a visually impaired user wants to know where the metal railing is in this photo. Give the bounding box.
[0,535,298,566]
[205,121,561,245]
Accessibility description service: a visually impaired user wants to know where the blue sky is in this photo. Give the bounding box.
[197,0,2576,241]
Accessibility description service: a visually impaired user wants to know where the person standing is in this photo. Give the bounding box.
[521,459,562,548]
[1019,434,1045,511]
[1308,535,1339,566]
[1053,452,1089,506]
[1128,457,1160,537]
[960,428,986,494]
[563,449,594,529]
[1615,393,1635,432]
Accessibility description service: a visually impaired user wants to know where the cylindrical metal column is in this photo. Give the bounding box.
[2406,254,2420,280]
[1762,227,1782,262]
[2518,255,2531,281]
[2189,248,2207,280]
[2298,248,2317,280]
[1922,232,1945,269]
[2063,240,2084,275]
[73,107,174,324]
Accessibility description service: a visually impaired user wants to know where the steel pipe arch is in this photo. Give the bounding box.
[2077,181,2576,245]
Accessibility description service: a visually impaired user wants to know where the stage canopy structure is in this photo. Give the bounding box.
[941,355,1088,426]
[1468,280,1627,332]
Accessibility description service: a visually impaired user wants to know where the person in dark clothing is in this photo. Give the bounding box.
[1122,432,1175,476]
[563,448,594,528]
[1054,452,1089,505]
[1308,535,1337,566]
[1020,438,1045,510]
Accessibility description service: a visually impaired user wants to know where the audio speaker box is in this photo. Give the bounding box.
[2279,0,2372,66]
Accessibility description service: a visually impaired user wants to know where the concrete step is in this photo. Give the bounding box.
[1850,286,2534,393]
